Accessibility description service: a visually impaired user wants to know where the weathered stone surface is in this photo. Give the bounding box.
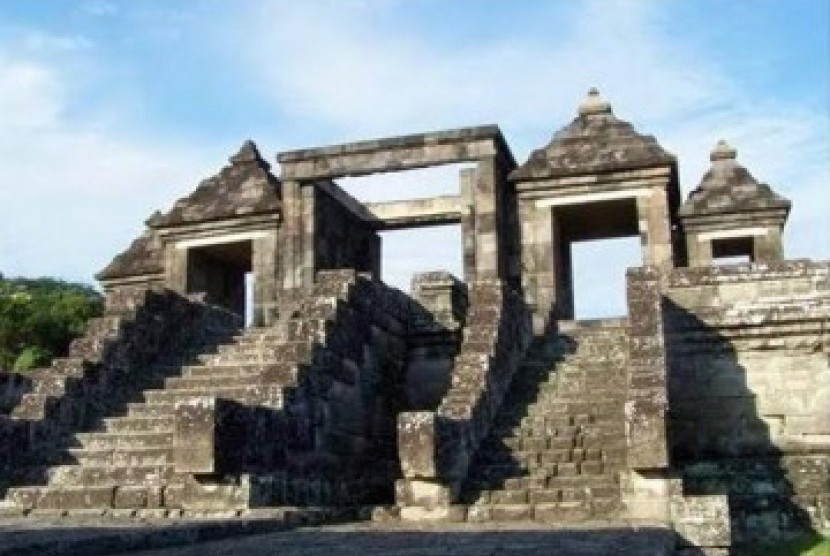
[510,89,675,181]
[150,141,281,228]
[173,397,216,474]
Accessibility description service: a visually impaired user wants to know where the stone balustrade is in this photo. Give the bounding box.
[396,279,531,519]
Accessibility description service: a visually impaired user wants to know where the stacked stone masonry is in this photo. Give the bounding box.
[1,89,827,555]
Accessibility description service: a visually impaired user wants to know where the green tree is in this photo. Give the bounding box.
[0,274,103,372]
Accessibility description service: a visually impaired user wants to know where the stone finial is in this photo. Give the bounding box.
[229,140,263,165]
[710,139,737,162]
[578,87,612,117]
[145,210,163,227]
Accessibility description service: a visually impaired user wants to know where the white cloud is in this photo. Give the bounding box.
[239,0,730,138]
[0,45,216,284]
[82,0,118,17]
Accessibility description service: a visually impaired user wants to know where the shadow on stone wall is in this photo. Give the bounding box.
[0,372,32,415]
[664,299,821,554]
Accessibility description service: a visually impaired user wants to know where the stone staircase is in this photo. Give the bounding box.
[1,327,302,515]
[0,272,409,516]
[456,318,629,522]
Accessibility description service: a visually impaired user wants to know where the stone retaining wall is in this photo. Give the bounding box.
[664,260,830,545]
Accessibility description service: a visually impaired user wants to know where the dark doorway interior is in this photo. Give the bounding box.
[186,240,253,318]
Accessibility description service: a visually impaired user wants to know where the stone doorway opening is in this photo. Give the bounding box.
[572,235,641,319]
[379,224,463,291]
[548,197,641,319]
[185,239,253,321]
[710,237,754,265]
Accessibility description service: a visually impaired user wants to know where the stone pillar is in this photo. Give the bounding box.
[252,230,280,326]
[280,180,303,295]
[685,233,713,268]
[532,206,557,329]
[637,188,674,270]
[473,157,499,280]
[753,227,784,262]
[460,168,477,281]
[301,185,317,289]
[164,241,188,294]
[554,220,574,320]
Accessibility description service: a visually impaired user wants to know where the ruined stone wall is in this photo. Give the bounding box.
[314,186,380,278]
[663,261,830,545]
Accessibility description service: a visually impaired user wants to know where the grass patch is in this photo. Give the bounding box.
[743,532,829,556]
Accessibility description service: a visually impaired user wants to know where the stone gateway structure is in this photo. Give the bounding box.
[0,90,827,555]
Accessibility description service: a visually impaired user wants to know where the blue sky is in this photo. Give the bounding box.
[0,0,828,316]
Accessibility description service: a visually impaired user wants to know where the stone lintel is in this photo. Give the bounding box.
[533,187,655,208]
[154,213,280,241]
[366,195,463,230]
[696,227,769,242]
[680,208,788,233]
[174,230,271,250]
[516,178,669,202]
[278,125,514,180]
[515,165,671,189]
[99,272,165,291]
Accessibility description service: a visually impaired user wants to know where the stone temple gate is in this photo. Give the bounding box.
[1,90,827,555]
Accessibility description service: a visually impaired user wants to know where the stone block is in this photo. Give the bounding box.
[489,503,532,521]
[113,486,148,509]
[397,412,438,478]
[181,475,250,511]
[671,494,731,548]
[174,397,216,473]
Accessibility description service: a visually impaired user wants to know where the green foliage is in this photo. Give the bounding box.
[0,275,103,372]
[744,532,829,556]
[13,345,53,371]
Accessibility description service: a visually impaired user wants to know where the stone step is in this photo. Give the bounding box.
[74,431,174,451]
[45,463,178,487]
[103,416,175,434]
[470,455,608,477]
[4,483,180,511]
[61,446,174,467]
[462,500,616,523]
[163,373,264,391]
[180,363,294,378]
[462,483,620,506]
[196,342,315,365]
[468,462,618,485]
[141,384,283,406]
[125,402,175,419]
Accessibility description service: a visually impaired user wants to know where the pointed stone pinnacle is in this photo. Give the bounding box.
[710,139,737,162]
[229,140,263,165]
[578,87,612,117]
